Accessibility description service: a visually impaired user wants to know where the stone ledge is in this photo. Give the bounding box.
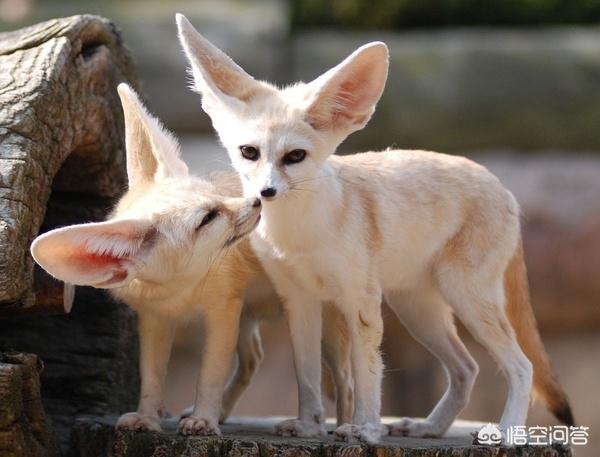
[69,416,572,457]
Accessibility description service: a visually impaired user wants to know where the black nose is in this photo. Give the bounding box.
[260,187,277,198]
[252,198,262,207]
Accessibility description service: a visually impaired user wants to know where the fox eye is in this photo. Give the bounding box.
[240,145,260,161]
[282,149,307,165]
[197,209,219,230]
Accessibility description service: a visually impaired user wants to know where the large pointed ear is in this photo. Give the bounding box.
[31,219,156,289]
[117,83,188,188]
[305,42,389,134]
[176,14,263,110]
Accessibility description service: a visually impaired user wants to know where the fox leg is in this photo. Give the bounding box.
[322,303,354,425]
[117,311,175,431]
[334,287,385,443]
[275,291,326,437]
[219,318,263,422]
[179,299,242,435]
[439,273,532,430]
[179,318,264,422]
[386,287,479,437]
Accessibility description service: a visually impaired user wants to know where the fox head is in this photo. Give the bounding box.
[176,14,389,202]
[31,84,261,290]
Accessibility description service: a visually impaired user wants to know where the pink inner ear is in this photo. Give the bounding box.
[311,65,373,130]
[70,247,128,285]
[332,79,360,123]
[73,248,123,268]
[31,218,151,288]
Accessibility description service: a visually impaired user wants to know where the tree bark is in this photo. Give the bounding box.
[0,14,137,315]
[0,353,59,457]
[0,15,141,452]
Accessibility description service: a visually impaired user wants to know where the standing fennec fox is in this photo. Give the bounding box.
[178,14,574,443]
[30,84,353,435]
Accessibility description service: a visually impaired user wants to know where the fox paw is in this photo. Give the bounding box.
[334,423,386,443]
[274,418,326,437]
[116,412,161,431]
[178,415,220,436]
[389,417,444,438]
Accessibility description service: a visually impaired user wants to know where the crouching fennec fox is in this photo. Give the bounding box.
[30,84,353,435]
[177,14,574,443]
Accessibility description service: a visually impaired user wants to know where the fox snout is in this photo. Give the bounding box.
[223,197,262,246]
[251,164,289,202]
[260,187,277,199]
[226,197,261,212]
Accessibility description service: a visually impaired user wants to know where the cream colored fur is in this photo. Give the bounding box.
[178,14,571,443]
[30,84,352,435]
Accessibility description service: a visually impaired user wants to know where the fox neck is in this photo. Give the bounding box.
[256,160,342,253]
[114,268,205,308]
[113,245,242,311]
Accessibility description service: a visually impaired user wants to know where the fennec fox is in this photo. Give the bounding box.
[30,84,352,435]
[177,14,573,443]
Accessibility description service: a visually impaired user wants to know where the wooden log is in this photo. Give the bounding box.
[0,15,141,451]
[0,286,139,451]
[0,14,137,315]
[0,352,59,457]
[69,417,573,457]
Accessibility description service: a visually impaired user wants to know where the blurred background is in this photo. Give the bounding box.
[1,0,598,455]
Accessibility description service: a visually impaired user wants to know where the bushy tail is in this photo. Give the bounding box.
[504,239,574,425]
